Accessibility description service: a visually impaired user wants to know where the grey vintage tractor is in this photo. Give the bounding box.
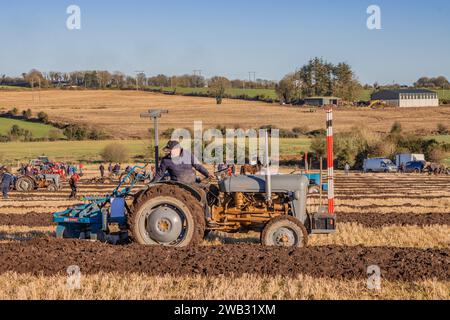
[54,165,335,248]
[54,110,336,248]
[16,174,62,192]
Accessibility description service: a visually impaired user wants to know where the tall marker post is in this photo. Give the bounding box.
[326,107,335,215]
[140,109,168,169]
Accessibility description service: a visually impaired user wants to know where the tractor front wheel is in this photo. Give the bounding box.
[129,184,205,247]
[261,216,308,248]
[47,183,58,192]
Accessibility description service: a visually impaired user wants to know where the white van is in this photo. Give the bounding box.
[363,158,398,173]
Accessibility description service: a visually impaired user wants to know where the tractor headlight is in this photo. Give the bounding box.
[308,186,320,194]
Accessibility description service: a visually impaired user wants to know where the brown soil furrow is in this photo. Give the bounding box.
[0,213,54,227]
[1,212,448,228]
[338,213,450,228]
[336,196,447,200]
[0,238,447,281]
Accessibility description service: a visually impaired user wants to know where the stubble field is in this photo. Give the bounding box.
[0,171,448,300]
[0,90,449,138]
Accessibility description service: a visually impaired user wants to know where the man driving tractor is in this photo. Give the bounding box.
[152,140,217,227]
[152,140,212,185]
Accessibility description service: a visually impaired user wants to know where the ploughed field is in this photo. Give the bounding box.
[0,173,449,299]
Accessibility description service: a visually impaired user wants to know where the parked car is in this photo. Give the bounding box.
[363,158,398,173]
[395,153,425,167]
[404,161,426,173]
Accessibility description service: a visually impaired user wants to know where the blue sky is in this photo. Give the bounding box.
[0,0,449,84]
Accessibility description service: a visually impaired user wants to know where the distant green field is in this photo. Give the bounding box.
[358,89,373,101]
[0,85,30,91]
[430,135,450,143]
[148,86,278,100]
[435,89,450,100]
[1,137,448,166]
[0,138,311,164]
[0,118,64,139]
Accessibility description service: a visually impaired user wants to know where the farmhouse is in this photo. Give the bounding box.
[371,89,439,107]
[303,96,341,107]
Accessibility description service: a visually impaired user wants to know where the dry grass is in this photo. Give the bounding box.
[0,90,449,138]
[309,223,450,248]
[205,224,450,249]
[336,199,450,214]
[0,272,448,300]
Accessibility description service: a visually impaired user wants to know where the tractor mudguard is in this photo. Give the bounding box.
[150,181,205,204]
[149,181,209,217]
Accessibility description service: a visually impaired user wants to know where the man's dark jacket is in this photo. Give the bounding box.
[153,150,209,184]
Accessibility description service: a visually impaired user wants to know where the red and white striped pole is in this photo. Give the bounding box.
[326,108,335,215]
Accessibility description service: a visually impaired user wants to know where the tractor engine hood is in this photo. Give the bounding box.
[219,174,309,194]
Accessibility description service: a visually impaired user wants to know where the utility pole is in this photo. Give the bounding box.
[248,72,256,88]
[38,78,41,103]
[193,70,202,88]
[135,71,145,91]
[140,109,169,169]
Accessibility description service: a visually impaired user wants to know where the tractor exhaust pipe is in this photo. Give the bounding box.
[264,131,272,204]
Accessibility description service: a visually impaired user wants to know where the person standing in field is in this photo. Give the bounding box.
[99,164,105,178]
[108,163,113,174]
[69,172,81,199]
[1,167,15,200]
[344,163,350,176]
[399,162,405,174]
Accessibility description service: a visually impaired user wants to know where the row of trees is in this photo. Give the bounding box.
[414,76,450,89]
[276,57,362,103]
[0,70,277,90]
[3,65,448,104]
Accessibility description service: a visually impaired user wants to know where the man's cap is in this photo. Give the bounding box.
[163,140,181,152]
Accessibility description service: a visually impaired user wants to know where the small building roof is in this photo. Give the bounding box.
[304,96,341,100]
[371,88,437,100]
[375,89,436,95]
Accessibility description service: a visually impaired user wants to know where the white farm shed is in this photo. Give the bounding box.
[371,89,439,107]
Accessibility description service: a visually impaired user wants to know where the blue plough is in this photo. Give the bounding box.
[53,164,149,241]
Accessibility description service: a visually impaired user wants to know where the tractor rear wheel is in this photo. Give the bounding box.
[261,216,308,248]
[15,176,34,192]
[128,184,205,247]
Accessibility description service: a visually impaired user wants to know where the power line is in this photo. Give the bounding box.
[193,70,202,88]
[134,70,145,91]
